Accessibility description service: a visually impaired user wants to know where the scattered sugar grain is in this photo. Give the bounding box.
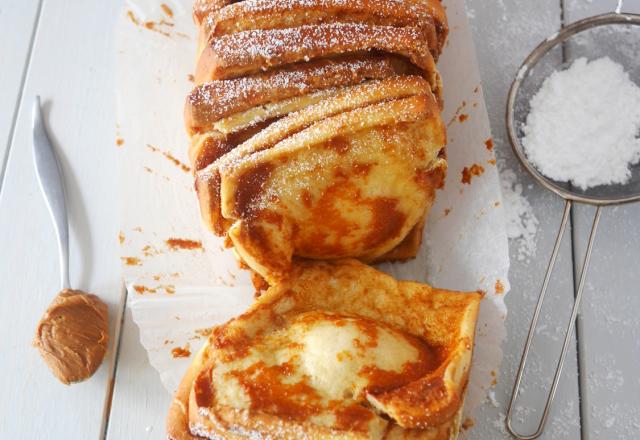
[499,168,538,261]
[522,57,640,190]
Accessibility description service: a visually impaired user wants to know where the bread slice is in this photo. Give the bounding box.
[204,0,447,58]
[167,259,482,439]
[195,23,437,88]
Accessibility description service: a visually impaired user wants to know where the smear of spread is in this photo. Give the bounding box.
[144,21,173,37]
[166,238,203,251]
[33,289,109,385]
[142,244,162,257]
[121,256,141,266]
[447,101,467,126]
[487,158,496,165]
[462,418,475,430]
[126,9,175,38]
[143,167,170,181]
[171,343,191,358]
[495,279,505,294]
[190,328,213,340]
[118,231,125,245]
[133,285,157,294]
[194,328,212,339]
[127,10,139,25]
[461,164,485,184]
[147,144,191,173]
[160,3,173,18]
[132,284,174,295]
[485,138,494,151]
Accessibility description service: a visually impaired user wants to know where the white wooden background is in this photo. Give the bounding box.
[1,1,639,439]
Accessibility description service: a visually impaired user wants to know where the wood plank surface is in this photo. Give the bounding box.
[7,0,640,439]
[0,0,42,186]
[563,1,640,439]
[105,309,170,439]
[0,0,122,438]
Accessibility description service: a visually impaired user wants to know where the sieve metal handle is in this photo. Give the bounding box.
[506,200,602,439]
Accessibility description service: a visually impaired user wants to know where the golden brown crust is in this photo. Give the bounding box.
[194,76,440,234]
[167,260,481,439]
[216,75,435,173]
[195,23,436,83]
[166,361,202,440]
[189,121,275,171]
[203,0,448,57]
[192,0,231,25]
[187,55,405,133]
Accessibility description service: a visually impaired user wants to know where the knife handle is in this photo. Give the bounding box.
[32,96,71,290]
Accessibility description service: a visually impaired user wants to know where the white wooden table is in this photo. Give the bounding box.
[1,1,639,439]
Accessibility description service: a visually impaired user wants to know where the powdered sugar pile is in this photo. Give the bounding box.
[522,57,640,190]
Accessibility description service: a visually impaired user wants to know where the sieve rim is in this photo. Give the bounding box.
[506,12,640,206]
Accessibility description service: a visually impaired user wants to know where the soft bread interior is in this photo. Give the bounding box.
[167,259,482,439]
[193,76,445,283]
[220,95,444,283]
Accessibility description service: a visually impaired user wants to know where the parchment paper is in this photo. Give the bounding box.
[115,0,510,421]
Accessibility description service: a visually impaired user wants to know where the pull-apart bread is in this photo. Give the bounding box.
[167,260,482,439]
[185,0,449,284]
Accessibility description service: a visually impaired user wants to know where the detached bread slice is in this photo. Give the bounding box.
[167,259,482,440]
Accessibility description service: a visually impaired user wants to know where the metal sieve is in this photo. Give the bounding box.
[505,11,640,440]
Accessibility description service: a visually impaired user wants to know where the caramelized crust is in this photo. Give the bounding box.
[186,55,405,133]
[189,120,275,171]
[167,259,481,439]
[167,346,209,440]
[192,0,231,25]
[193,77,446,282]
[216,76,435,171]
[195,23,437,83]
[204,0,448,58]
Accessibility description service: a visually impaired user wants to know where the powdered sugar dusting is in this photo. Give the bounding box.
[499,167,539,261]
[189,57,397,125]
[209,23,432,74]
[522,57,640,190]
[209,0,446,53]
